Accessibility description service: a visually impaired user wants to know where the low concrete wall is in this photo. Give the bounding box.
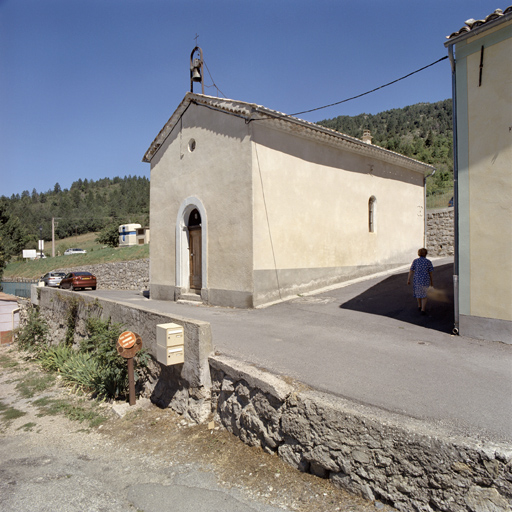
[427,208,454,257]
[28,290,511,511]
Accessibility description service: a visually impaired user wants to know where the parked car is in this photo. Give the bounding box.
[59,272,97,291]
[64,248,87,255]
[40,271,66,287]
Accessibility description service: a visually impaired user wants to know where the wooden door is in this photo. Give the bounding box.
[189,227,202,290]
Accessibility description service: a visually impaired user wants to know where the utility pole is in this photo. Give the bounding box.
[52,217,55,257]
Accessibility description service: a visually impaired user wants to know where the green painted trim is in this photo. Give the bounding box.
[455,22,512,60]
[455,58,471,315]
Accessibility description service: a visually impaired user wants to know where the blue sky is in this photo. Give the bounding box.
[0,0,504,197]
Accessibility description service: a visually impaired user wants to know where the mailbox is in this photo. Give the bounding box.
[156,323,184,365]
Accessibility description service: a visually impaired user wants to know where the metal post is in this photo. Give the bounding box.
[39,226,43,258]
[127,358,135,406]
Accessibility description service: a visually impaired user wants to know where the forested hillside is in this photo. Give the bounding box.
[0,176,149,264]
[316,99,453,198]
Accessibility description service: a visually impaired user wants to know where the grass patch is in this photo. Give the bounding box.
[15,372,56,398]
[1,405,27,422]
[17,422,37,431]
[3,241,149,280]
[33,397,107,428]
[0,354,19,369]
[427,189,453,210]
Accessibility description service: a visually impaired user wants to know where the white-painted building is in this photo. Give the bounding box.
[0,292,19,345]
[119,223,141,247]
[136,226,150,245]
[144,93,434,308]
[445,6,512,343]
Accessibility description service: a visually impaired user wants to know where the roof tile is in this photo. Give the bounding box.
[447,6,512,39]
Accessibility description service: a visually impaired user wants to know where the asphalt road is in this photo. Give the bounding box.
[90,258,512,444]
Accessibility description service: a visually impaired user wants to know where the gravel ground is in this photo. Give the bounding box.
[0,344,395,512]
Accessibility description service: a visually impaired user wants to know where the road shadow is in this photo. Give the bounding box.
[339,263,454,333]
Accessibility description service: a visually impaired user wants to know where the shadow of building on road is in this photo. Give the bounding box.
[339,263,454,333]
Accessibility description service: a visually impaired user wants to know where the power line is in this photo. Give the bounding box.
[200,55,448,116]
[203,60,227,98]
[289,56,449,117]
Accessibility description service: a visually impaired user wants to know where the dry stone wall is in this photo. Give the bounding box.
[426,208,454,257]
[53,259,149,291]
[210,355,512,512]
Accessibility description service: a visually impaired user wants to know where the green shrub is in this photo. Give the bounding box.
[95,223,119,248]
[38,344,74,372]
[59,352,100,391]
[16,306,50,354]
[28,313,150,400]
[78,317,148,399]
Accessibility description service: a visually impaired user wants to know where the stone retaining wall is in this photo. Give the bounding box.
[210,355,512,512]
[426,208,454,257]
[52,259,149,291]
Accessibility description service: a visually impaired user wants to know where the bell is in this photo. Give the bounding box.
[191,68,202,82]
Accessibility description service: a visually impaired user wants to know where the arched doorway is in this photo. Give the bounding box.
[187,208,202,291]
[175,197,207,299]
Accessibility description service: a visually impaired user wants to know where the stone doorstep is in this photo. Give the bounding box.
[178,293,202,304]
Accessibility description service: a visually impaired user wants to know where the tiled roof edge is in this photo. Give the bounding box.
[446,6,512,42]
[143,93,435,174]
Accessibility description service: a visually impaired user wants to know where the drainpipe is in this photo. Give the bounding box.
[424,168,436,248]
[448,45,460,335]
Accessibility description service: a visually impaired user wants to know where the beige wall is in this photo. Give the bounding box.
[149,97,428,308]
[251,124,425,303]
[465,23,512,322]
[150,103,254,305]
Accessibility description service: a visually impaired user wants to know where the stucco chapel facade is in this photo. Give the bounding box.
[143,93,434,308]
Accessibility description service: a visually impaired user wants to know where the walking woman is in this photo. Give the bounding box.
[407,248,434,315]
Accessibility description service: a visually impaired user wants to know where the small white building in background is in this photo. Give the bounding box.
[136,226,150,245]
[119,223,141,247]
[0,292,19,345]
[144,93,435,309]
